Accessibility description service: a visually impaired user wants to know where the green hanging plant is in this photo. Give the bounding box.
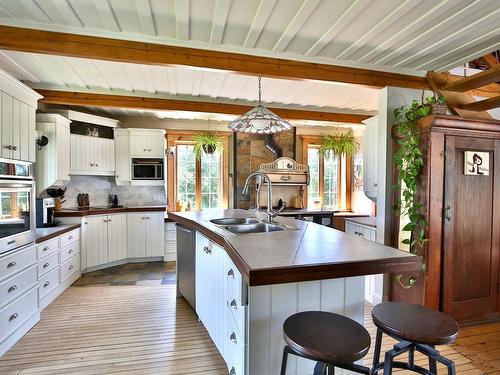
[318,130,359,158]
[192,133,224,159]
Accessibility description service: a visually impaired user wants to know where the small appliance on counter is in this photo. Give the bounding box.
[36,197,59,228]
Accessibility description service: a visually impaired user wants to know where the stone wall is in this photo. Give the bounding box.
[234,130,295,209]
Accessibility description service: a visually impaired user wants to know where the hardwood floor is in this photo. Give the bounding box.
[0,263,498,374]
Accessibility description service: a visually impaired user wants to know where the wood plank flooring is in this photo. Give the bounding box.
[0,263,498,374]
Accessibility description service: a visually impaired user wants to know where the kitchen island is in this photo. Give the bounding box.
[170,209,421,375]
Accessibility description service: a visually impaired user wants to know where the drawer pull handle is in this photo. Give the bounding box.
[230,299,237,310]
[203,246,211,254]
[227,269,234,278]
[42,246,49,251]
[229,332,237,344]
[43,263,50,269]
[68,235,73,240]
[229,368,236,375]
[8,285,17,293]
[7,261,16,269]
[44,281,50,288]
[69,265,74,270]
[68,249,73,254]
[9,313,18,322]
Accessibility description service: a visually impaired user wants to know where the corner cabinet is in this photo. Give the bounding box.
[0,70,41,163]
[362,116,378,201]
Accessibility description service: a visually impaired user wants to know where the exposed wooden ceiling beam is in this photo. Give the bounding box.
[457,95,500,112]
[443,73,500,98]
[36,89,370,124]
[0,25,429,90]
[441,65,500,92]
[482,53,498,68]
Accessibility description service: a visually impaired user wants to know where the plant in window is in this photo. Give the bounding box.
[192,133,224,159]
[318,130,359,158]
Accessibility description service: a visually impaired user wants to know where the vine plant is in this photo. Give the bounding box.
[393,99,432,287]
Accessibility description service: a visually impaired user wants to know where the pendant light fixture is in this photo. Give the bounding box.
[228,76,293,134]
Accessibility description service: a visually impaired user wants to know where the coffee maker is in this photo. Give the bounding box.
[36,198,58,227]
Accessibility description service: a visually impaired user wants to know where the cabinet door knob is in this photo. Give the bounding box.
[95,164,99,167]
[373,183,377,187]
[229,368,236,375]
[7,285,17,293]
[444,205,452,221]
[203,246,211,254]
[229,332,237,344]
[230,299,237,310]
[12,146,17,151]
[7,261,16,269]
[9,313,18,322]
[44,281,50,288]
[227,269,234,278]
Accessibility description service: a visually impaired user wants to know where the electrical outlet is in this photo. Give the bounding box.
[152,194,164,202]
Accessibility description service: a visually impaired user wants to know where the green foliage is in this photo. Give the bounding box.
[318,130,359,158]
[424,95,446,105]
[393,99,430,255]
[192,133,224,160]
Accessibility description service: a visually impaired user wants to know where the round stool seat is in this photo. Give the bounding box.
[283,311,370,365]
[372,302,459,346]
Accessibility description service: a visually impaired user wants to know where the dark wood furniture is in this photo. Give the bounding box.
[371,302,459,375]
[280,311,370,375]
[390,115,500,324]
[332,213,370,231]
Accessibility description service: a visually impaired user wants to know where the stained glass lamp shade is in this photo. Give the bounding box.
[227,77,293,134]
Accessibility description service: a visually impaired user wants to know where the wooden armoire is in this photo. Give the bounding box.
[390,115,500,324]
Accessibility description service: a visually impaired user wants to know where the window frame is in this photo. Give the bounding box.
[167,131,230,211]
[301,136,352,210]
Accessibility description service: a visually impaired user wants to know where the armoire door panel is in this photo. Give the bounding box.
[443,136,499,321]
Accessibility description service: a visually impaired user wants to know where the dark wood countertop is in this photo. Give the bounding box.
[35,224,81,243]
[54,206,167,217]
[169,209,421,286]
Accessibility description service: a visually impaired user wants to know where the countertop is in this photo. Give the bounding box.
[54,205,167,217]
[345,216,377,228]
[169,209,421,286]
[35,224,81,243]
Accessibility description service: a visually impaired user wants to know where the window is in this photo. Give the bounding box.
[168,132,229,211]
[303,138,351,210]
[0,192,29,218]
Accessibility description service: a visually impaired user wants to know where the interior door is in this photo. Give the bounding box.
[443,136,500,321]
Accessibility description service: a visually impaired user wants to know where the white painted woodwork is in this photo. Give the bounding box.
[0,287,38,346]
[362,116,378,201]
[145,212,165,257]
[35,114,71,194]
[83,215,109,269]
[70,134,115,176]
[59,228,80,249]
[0,245,37,283]
[59,242,80,264]
[38,268,59,299]
[107,214,127,263]
[164,222,177,261]
[1,92,13,159]
[127,213,147,259]
[37,252,58,278]
[129,129,165,157]
[50,109,119,128]
[0,264,36,309]
[114,128,131,186]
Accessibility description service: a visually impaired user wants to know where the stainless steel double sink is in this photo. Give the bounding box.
[209,217,287,234]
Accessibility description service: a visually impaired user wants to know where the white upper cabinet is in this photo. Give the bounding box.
[0,69,40,163]
[70,134,115,176]
[362,116,378,201]
[114,128,131,185]
[36,114,71,194]
[129,129,165,157]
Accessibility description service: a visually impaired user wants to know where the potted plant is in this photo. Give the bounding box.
[318,130,359,158]
[192,133,224,159]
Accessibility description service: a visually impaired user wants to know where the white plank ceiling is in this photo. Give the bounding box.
[0,0,497,73]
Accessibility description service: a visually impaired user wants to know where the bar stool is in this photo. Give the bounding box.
[280,311,371,375]
[371,302,459,375]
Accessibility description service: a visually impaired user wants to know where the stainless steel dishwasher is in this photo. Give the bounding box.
[176,224,196,310]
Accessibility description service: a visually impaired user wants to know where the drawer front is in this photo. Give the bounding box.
[227,294,246,335]
[36,238,59,260]
[59,229,80,248]
[38,268,59,299]
[60,255,80,282]
[225,256,243,307]
[60,242,80,264]
[0,245,37,282]
[38,252,59,278]
[226,310,245,375]
[0,265,37,308]
[0,287,38,342]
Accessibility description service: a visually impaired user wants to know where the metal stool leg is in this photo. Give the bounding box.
[408,344,415,369]
[280,346,289,375]
[373,328,383,367]
[383,348,396,375]
[447,361,456,375]
[313,361,327,375]
[327,364,335,374]
[428,345,437,374]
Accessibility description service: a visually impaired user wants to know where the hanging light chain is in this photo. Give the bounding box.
[258,76,262,104]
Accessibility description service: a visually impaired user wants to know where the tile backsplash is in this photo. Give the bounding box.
[58,176,167,208]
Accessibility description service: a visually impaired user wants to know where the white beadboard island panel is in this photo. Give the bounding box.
[248,276,364,375]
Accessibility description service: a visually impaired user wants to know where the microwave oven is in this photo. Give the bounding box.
[132,158,164,180]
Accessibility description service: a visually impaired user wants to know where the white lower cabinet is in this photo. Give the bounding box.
[195,232,247,374]
[127,212,164,259]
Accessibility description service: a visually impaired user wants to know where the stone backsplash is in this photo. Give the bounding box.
[58,175,166,208]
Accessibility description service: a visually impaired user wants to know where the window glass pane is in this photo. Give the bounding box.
[201,152,221,209]
[323,153,339,208]
[307,147,320,207]
[177,145,196,206]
